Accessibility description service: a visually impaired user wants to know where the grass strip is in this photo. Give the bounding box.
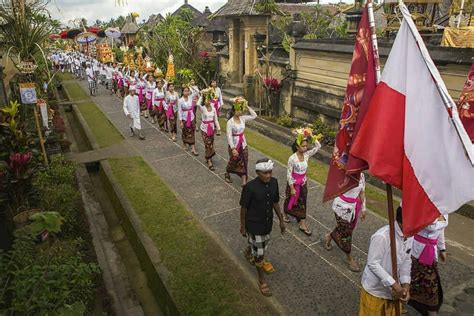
[62,82,123,148]
[108,156,276,315]
[220,118,395,219]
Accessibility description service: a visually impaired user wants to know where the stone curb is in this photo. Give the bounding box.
[98,160,180,316]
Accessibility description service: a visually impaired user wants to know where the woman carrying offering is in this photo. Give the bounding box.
[283,127,322,236]
[178,87,199,156]
[209,80,223,117]
[190,79,201,131]
[225,97,257,186]
[144,75,155,120]
[165,83,179,142]
[198,89,221,170]
[152,79,167,130]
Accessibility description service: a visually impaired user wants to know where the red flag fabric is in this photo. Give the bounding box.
[322,5,376,202]
[350,4,474,236]
[458,63,474,142]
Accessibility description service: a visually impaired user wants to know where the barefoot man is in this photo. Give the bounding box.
[123,85,145,140]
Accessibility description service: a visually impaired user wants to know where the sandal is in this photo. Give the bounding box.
[262,260,275,274]
[299,227,312,236]
[208,165,215,171]
[323,234,333,251]
[224,173,232,183]
[192,152,199,156]
[347,260,361,272]
[283,216,290,223]
[258,281,272,297]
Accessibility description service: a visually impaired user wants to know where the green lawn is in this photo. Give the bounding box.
[220,118,397,218]
[62,82,123,148]
[108,157,276,315]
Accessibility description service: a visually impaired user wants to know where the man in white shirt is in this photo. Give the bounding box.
[359,206,413,316]
[85,63,96,96]
[123,86,145,140]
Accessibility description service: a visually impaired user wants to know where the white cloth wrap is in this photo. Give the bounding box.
[255,160,274,172]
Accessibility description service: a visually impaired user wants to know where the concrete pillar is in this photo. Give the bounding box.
[227,19,240,83]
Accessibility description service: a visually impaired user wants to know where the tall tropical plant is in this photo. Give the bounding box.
[0,0,56,67]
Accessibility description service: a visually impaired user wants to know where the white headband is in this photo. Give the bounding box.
[256,160,274,172]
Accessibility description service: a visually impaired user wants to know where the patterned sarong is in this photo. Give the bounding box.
[168,113,177,134]
[181,120,195,145]
[201,131,215,160]
[283,183,308,220]
[226,146,248,176]
[408,256,443,313]
[247,233,270,261]
[330,214,354,254]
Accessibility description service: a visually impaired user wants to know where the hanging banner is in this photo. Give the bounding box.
[37,99,49,128]
[19,83,37,104]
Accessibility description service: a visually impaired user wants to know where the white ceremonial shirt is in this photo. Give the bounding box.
[332,173,366,222]
[286,143,321,185]
[411,216,448,262]
[165,92,179,113]
[199,104,220,133]
[177,97,194,121]
[361,223,413,300]
[226,107,257,150]
[86,68,95,82]
[123,94,141,130]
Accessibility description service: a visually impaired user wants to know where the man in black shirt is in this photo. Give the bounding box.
[240,157,285,297]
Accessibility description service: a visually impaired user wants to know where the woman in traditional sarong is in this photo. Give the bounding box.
[144,75,155,120]
[165,83,179,142]
[283,127,322,236]
[178,87,198,155]
[136,73,146,116]
[117,67,125,98]
[225,97,257,186]
[112,63,119,96]
[209,80,223,117]
[152,80,167,130]
[324,173,366,271]
[189,79,201,131]
[408,216,448,316]
[198,88,221,170]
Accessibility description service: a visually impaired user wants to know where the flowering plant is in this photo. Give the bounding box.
[199,51,209,59]
[263,76,282,94]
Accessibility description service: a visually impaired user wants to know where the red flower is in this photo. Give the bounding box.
[8,152,32,179]
[199,51,209,59]
[303,130,310,137]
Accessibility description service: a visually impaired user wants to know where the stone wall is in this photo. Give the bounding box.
[287,39,473,126]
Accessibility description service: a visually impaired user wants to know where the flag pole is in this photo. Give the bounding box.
[368,0,401,315]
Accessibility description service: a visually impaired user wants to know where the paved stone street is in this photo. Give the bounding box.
[70,79,474,315]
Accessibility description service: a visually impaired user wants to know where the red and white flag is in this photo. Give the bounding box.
[351,4,474,236]
[322,5,376,202]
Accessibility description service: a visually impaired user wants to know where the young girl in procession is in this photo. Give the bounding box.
[324,173,366,271]
[136,73,147,116]
[117,66,125,98]
[283,127,322,236]
[144,75,155,119]
[152,79,168,129]
[165,83,179,141]
[209,80,224,116]
[178,86,199,156]
[189,79,201,131]
[198,89,221,170]
[408,215,448,316]
[225,97,257,186]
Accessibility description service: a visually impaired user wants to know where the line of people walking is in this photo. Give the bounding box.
[55,50,450,316]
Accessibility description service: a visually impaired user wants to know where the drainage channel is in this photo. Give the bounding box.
[62,104,163,315]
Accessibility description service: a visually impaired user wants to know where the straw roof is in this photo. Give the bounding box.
[121,15,139,34]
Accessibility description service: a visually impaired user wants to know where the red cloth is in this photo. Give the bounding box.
[323,5,376,202]
[457,63,474,142]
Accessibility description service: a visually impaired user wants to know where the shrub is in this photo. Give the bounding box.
[276,113,294,128]
[312,117,336,146]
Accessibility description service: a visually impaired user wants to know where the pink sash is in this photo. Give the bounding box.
[339,194,362,228]
[287,172,306,210]
[233,132,244,152]
[414,235,438,266]
[118,78,123,89]
[183,108,193,128]
[138,86,144,103]
[203,120,214,137]
[154,98,165,112]
[211,99,220,116]
[166,101,176,119]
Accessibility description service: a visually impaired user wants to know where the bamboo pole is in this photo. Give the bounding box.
[367,1,401,315]
[33,104,49,167]
[456,0,465,28]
